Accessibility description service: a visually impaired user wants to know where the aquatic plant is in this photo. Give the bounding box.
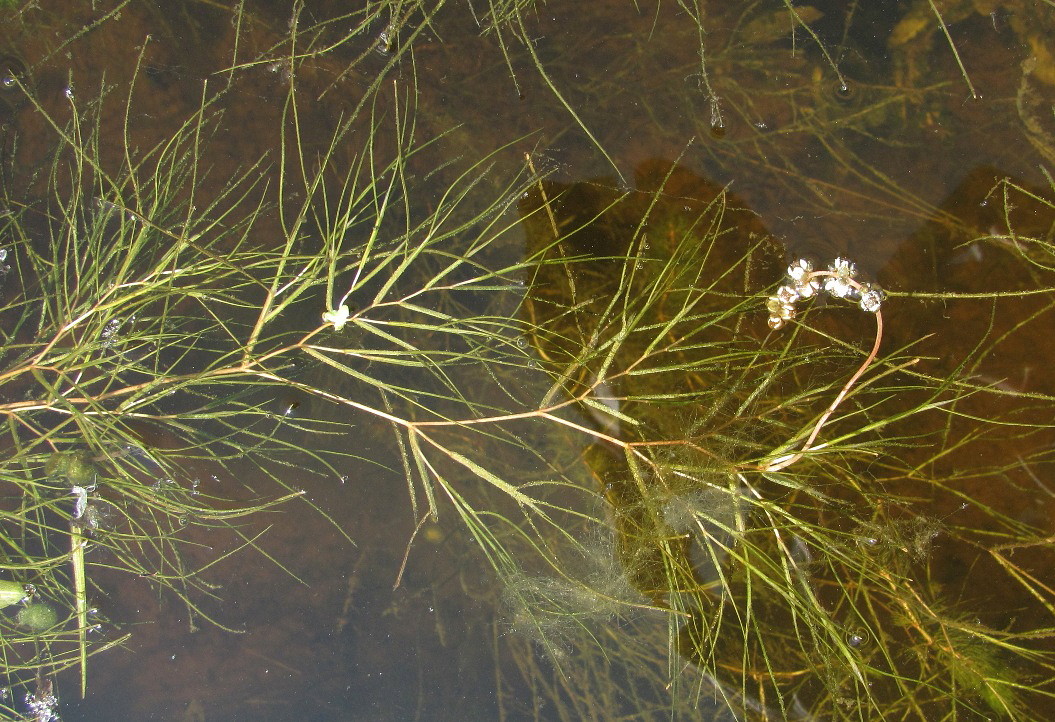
[0,3,556,709]
[0,1,1053,720]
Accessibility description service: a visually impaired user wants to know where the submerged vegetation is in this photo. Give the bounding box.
[0,0,1053,719]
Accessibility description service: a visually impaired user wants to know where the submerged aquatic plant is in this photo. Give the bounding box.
[486,153,1055,719]
[0,5,559,708]
[0,1,1053,719]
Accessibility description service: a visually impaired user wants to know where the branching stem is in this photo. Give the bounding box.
[763,272,884,472]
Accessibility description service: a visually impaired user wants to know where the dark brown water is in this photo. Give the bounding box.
[2,1,1054,720]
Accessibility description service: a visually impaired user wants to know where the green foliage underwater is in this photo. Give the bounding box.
[0,0,1054,719]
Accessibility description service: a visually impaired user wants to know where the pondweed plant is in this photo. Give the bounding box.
[486,163,1055,719]
[1,1,1054,719]
[0,78,315,707]
[0,46,551,712]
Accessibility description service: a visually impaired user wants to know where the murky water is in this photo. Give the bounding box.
[2,1,1054,720]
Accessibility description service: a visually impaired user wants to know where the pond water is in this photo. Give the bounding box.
[1,1,1054,720]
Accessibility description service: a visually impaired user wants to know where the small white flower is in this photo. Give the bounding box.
[828,257,858,280]
[766,296,796,330]
[787,258,813,282]
[322,304,350,331]
[823,257,857,299]
[766,297,792,318]
[858,284,884,313]
[786,259,820,298]
[796,279,819,298]
[776,284,800,305]
[823,276,852,299]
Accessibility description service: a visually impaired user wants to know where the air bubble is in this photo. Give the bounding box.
[71,486,88,519]
[376,23,398,55]
[833,82,855,103]
[708,96,725,139]
[100,318,122,346]
[0,56,26,92]
[847,628,868,648]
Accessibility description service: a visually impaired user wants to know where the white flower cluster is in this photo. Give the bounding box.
[767,257,884,330]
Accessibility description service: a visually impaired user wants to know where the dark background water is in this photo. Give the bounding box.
[2,1,1054,720]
